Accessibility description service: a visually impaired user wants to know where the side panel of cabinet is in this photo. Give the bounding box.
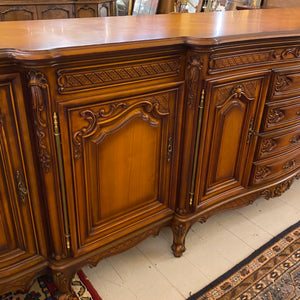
[58,87,182,254]
[0,73,46,291]
[196,73,269,203]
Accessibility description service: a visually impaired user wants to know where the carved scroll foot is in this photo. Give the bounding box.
[52,270,76,300]
[171,220,191,257]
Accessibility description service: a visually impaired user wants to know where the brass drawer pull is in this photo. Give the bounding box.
[15,170,28,204]
[290,135,300,144]
[283,159,296,170]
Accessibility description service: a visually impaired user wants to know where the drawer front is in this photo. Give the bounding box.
[269,68,300,101]
[251,149,300,185]
[261,98,300,131]
[256,126,300,159]
[37,4,74,20]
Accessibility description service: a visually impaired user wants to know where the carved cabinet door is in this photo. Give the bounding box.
[195,73,269,203]
[58,88,181,254]
[0,74,45,292]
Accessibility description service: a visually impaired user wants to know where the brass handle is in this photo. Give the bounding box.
[283,159,296,170]
[297,111,300,116]
[15,170,28,204]
[290,135,300,144]
[167,136,173,162]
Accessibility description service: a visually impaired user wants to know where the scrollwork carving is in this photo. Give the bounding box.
[28,70,52,173]
[261,178,295,200]
[267,108,285,125]
[254,166,271,182]
[272,47,300,60]
[186,55,203,109]
[274,74,292,93]
[73,94,170,160]
[261,138,278,153]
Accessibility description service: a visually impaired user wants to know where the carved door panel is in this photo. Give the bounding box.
[0,6,37,21]
[75,4,98,18]
[0,74,44,284]
[37,5,74,20]
[58,88,180,254]
[195,74,269,203]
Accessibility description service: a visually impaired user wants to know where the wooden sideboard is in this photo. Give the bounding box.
[0,8,300,297]
[0,0,114,21]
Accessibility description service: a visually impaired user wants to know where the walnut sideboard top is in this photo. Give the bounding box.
[0,8,299,58]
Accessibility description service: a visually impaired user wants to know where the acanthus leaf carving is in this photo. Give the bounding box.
[187,55,203,109]
[28,70,52,173]
[254,165,271,183]
[72,94,170,160]
[261,138,278,153]
[274,74,292,93]
[267,108,285,125]
[261,177,295,200]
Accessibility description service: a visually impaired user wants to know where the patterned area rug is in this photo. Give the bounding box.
[187,220,300,300]
[0,270,102,300]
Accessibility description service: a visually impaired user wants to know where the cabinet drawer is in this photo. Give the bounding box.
[255,125,300,159]
[37,4,74,20]
[251,149,300,185]
[261,98,300,131]
[269,68,300,101]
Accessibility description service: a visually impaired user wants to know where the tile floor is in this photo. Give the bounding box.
[83,179,300,300]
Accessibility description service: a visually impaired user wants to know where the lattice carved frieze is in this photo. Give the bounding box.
[57,56,181,93]
[28,70,52,173]
[72,93,170,160]
[209,46,300,73]
[186,55,203,109]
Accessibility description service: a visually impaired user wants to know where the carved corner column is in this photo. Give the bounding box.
[176,52,204,216]
[28,70,67,260]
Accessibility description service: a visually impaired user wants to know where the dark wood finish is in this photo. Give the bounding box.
[0,8,300,296]
[0,0,114,21]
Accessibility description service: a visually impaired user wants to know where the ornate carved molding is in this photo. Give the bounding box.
[87,227,161,267]
[208,46,300,73]
[272,47,300,60]
[267,108,285,125]
[274,74,292,93]
[254,166,271,182]
[72,93,170,160]
[208,51,272,72]
[261,177,295,200]
[261,138,278,153]
[28,70,52,173]
[57,56,181,93]
[216,80,258,107]
[186,55,203,109]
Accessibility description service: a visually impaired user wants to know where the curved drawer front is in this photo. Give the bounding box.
[251,149,300,185]
[261,98,300,131]
[269,68,300,101]
[255,125,300,159]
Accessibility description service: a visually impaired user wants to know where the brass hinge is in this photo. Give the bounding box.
[189,89,205,207]
[53,113,71,251]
